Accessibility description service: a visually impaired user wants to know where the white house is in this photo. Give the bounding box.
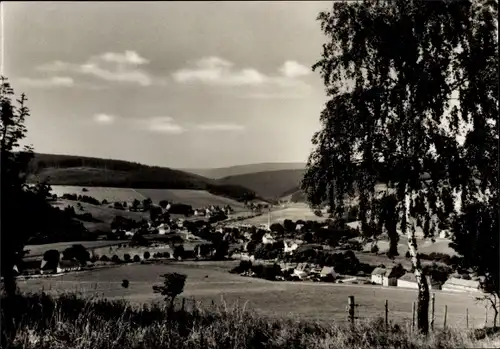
[262,232,276,245]
[125,231,135,237]
[283,240,299,254]
[293,263,311,279]
[158,223,171,235]
[442,277,483,293]
[57,260,81,273]
[371,267,398,286]
[320,266,337,279]
[397,273,433,289]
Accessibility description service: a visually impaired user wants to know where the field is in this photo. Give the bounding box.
[239,203,329,225]
[17,261,488,329]
[50,185,248,211]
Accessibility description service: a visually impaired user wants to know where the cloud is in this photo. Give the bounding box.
[195,123,245,132]
[18,76,74,88]
[173,56,266,86]
[172,56,310,89]
[279,61,311,78]
[37,51,157,86]
[136,116,186,134]
[93,113,116,125]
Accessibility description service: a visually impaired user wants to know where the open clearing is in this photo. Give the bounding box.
[50,186,247,211]
[18,262,486,328]
[239,203,329,225]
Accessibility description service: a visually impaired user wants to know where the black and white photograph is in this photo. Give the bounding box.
[0,1,498,348]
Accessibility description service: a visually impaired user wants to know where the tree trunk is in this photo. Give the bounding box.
[405,191,430,335]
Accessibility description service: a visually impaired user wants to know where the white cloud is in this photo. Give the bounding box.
[137,116,186,134]
[18,76,74,88]
[172,57,311,92]
[279,61,311,78]
[173,56,265,86]
[36,51,157,86]
[196,123,245,132]
[93,113,116,125]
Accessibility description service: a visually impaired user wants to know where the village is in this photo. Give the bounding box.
[15,193,486,298]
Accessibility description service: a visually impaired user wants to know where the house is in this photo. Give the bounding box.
[439,230,451,239]
[158,223,171,235]
[57,260,81,273]
[283,240,299,254]
[397,273,433,289]
[125,231,135,237]
[293,263,311,279]
[442,277,483,293]
[320,266,337,279]
[262,232,276,245]
[371,267,398,286]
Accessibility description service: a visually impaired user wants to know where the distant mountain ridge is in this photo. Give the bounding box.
[181,162,306,179]
[218,169,306,200]
[27,153,257,202]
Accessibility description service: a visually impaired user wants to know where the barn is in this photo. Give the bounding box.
[442,277,483,293]
[371,267,398,286]
[397,273,434,289]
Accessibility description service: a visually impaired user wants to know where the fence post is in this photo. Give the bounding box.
[385,300,389,329]
[444,305,448,329]
[466,308,469,329]
[430,293,435,331]
[412,302,416,333]
[348,296,355,327]
[182,297,185,312]
[485,306,488,327]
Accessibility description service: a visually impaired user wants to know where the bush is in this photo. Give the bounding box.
[405,251,411,258]
[144,251,150,260]
[111,255,121,263]
[100,255,109,262]
[371,245,379,254]
[133,255,141,262]
[230,260,253,274]
[123,253,131,262]
[173,245,185,260]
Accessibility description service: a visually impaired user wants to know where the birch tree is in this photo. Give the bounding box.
[306,0,496,334]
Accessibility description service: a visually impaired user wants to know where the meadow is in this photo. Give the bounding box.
[5,291,499,349]
[17,261,489,329]
[50,185,248,211]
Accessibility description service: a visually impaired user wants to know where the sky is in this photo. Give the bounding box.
[3,1,333,169]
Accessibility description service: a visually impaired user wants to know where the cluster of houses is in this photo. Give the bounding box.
[370,266,485,293]
[194,205,233,217]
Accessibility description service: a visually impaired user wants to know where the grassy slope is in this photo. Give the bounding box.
[219,169,305,200]
[28,153,256,202]
[182,162,306,179]
[7,291,498,349]
[17,262,486,328]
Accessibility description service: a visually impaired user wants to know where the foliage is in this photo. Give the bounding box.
[124,254,131,262]
[61,244,90,265]
[144,251,150,260]
[133,255,141,263]
[173,245,185,260]
[152,272,187,309]
[304,0,497,335]
[270,223,285,236]
[130,233,150,247]
[42,250,60,270]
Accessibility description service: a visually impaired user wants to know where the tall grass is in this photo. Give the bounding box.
[1,292,498,349]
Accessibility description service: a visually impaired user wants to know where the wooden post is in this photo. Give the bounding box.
[444,305,448,329]
[385,300,389,329]
[466,308,469,329]
[430,293,435,331]
[348,296,355,326]
[485,306,488,327]
[182,297,185,312]
[412,302,416,333]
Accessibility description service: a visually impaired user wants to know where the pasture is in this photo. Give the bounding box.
[17,261,488,329]
[50,185,248,211]
[239,203,329,225]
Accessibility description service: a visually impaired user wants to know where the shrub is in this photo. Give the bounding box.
[42,249,60,270]
[111,255,121,263]
[133,255,141,263]
[230,260,252,274]
[173,245,185,260]
[152,272,187,310]
[371,245,379,254]
[121,279,129,288]
[123,253,131,262]
[405,251,411,258]
[144,251,150,260]
[100,255,109,262]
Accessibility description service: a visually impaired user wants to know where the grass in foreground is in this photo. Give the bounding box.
[1,292,498,349]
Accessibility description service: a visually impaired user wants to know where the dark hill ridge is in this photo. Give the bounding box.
[182,162,306,179]
[218,169,305,200]
[27,153,257,202]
